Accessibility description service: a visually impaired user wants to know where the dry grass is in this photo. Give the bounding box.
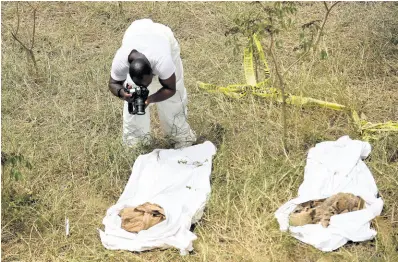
[1,2,398,262]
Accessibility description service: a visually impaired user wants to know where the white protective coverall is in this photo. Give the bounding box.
[110,19,196,149]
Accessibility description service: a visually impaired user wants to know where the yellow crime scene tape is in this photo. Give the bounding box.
[197,34,398,140]
[351,111,398,140]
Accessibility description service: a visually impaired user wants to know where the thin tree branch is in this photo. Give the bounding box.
[15,3,20,36]
[28,49,38,76]
[313,1,340,53]
[269,31,288,154]
[9,29,30,51]
[31,8,36,49]
[323,1,329,11]
[283,1,339,77]
[325,1,340,12]
[6,3,39,77]
[26,2,37,11]
[283,49,310,77]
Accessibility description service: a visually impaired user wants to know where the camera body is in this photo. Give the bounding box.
[124,84,149,115]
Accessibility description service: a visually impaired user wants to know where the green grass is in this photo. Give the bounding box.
[2,2,398,262]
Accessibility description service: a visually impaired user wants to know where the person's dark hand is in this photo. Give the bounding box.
[144,95,153,109]
[120,84,133,101]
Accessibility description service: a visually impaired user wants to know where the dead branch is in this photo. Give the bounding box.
[7,3,39,77]
[313,1,340,53]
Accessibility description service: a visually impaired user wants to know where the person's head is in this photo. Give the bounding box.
[129,58,153,87]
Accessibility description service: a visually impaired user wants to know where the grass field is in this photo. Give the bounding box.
[1,2,398,261]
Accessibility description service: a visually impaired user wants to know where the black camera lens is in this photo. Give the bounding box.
[128,101,137,114]
[136,98,145,115]
[137,107,145,115]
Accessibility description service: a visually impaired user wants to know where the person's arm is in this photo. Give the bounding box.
[109,47,132,100]
[108,76,132,100]
[146,73,176,105]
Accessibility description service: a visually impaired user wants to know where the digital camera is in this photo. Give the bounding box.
[124,83,149,115]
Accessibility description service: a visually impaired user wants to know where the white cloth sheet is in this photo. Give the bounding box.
[99,141,216,255]
[275,136,383,251]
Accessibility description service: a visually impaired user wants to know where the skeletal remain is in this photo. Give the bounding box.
[289,193,365,227]
[119,202,166,233]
